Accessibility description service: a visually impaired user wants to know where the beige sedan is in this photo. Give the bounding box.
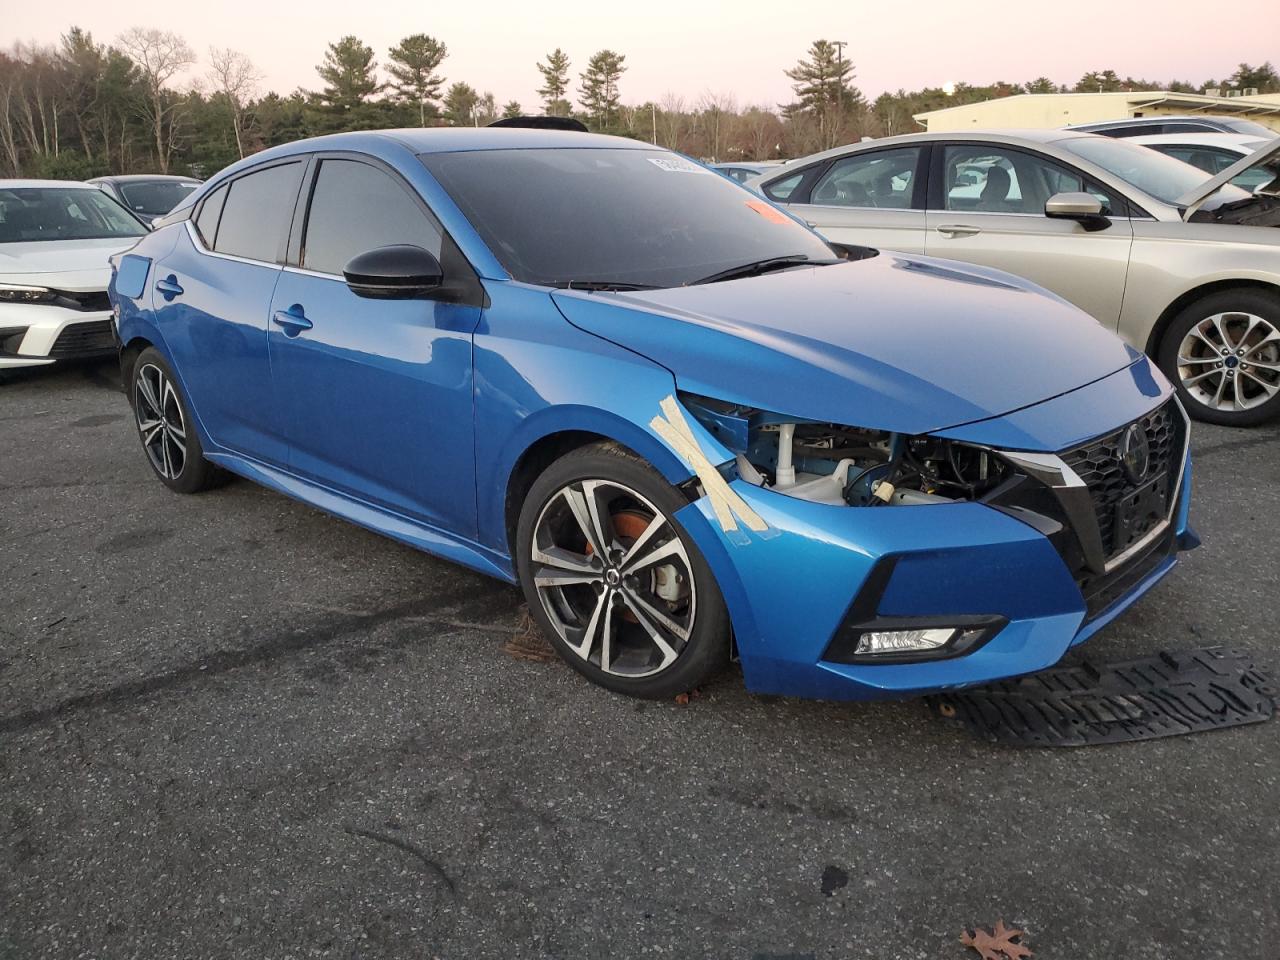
[749,130,1280,426]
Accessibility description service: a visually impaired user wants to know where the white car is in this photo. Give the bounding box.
[1,180,148,370]
[1129,133,1280,193]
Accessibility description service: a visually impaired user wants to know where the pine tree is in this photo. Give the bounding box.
[502,100,523,119]
[782,40,864,150]
[537,48,572,117]
[578,50,625,130]
[316,36,380,112]
[443,82,480,126]
[387,34,448,126]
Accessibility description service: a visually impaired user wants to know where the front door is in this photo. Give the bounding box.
[267,156,481,536]
[924,143,1133,326]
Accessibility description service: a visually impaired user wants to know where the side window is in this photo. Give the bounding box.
[763,171,804,202]
[193,184,227,247]
[943,145,1119,216]
[301,159,443,276]
[213,161,303,263]
[810,147,921,209]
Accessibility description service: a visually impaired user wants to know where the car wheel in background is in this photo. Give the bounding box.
[516,442,730,699]
[129,346,225,493]
[1158,289,1280,426]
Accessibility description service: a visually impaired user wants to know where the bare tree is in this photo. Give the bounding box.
[207,46,259,158]
[117,28,195,172]
[698,90,737,162]
[656,92,688,152]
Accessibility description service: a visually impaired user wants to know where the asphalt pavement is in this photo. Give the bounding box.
[2,359,1278,959]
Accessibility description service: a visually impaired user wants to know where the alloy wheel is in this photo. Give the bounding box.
[530,479,696,678]
[134,362,188,480]
[1176,311,1280,412]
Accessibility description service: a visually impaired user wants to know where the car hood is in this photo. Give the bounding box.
[1178,135,1280,218]
[552,253,1140,436]
[0,238,137,289]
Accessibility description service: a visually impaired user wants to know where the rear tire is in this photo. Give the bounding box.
[129,347,225,493]
[515,442,730,699]
[1157,289,1280,426]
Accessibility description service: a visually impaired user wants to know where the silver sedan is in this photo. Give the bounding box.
[749,130,1280,426]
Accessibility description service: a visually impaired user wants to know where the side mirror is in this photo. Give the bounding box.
[1044,192,1110,231]
[342,244,443,299]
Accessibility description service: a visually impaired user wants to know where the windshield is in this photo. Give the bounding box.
[119,180,198,217]
[421,148,834,288]
[1059,137,1252,207]
[0,187,147,243]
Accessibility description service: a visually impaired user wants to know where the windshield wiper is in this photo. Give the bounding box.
[688,254,837,286]
[549,279,659,292]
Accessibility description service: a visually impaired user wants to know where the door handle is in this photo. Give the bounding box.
[272,305,313,337]
[935,224,981,238]
[155,275,184,299]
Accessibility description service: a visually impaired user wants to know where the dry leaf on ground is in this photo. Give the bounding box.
[500,605,559,662]
[960,919,1032,960]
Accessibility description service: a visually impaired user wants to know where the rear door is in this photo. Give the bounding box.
[924,143,1134,326]
[150,159,304,465]
[267,154,482,535]
[770,145,929,253]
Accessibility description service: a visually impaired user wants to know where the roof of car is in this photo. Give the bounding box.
[299,127,650,155]
[89,174,201,184]
[0,179,100,190]
[1126,132,1267,150]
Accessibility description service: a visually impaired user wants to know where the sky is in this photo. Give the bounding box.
[10,0,1275,111]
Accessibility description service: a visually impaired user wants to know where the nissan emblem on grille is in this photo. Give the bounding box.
[1118,422,1151,484]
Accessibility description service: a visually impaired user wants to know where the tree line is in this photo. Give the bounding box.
[1,27,1276,181]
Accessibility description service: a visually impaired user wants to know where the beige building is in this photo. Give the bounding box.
[914,90,1280,134]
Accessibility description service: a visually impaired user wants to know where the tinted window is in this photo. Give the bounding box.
[194,184,227,247]
[0,187,146,243]
[119,180,199,217]
[213,162,303,263]
[811,147,921,209]
[422,148,835,288]
[302,159,442,276]
[943,145,1119,215]
[763,171,804,201]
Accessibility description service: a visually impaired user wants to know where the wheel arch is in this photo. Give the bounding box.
[499,415,698,561]
[1145,278,1280,355]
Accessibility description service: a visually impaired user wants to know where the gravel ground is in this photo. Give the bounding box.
[2,359,1278,960]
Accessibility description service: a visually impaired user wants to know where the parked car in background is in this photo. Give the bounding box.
[1130,133,1280,192]
[749,131,1280,426]
[109,128,1194,702]
[1067,115,1276,138]
[711,161,785,184]
[89,175,200,224]
[1,180,148,370]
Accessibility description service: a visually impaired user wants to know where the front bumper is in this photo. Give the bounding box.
[0,303,115,369]
[673,388,1194,702]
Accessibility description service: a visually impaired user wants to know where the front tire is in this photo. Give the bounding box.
[1157,289,1280,426]
[515,443,730,699]
[129,347,224,493]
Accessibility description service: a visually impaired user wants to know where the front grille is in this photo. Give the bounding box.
[48,319,115,358]
[55,289,112,312]
[1061,401,1182,560]
[1076,528,1175,620]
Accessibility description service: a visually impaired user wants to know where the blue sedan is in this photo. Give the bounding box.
[108,128,1195,701]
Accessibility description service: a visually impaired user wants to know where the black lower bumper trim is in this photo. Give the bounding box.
[929,647,1276,746]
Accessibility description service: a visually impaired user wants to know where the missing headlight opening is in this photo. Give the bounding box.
[680,393,1011,507]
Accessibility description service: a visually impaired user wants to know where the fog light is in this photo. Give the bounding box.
[854,627,956,656]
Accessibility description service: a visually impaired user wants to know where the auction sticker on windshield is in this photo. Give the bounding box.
[647,156,711,174]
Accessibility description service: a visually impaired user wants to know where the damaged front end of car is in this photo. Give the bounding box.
[665,378,1195,701]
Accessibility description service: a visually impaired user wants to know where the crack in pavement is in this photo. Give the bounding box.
[0,588,517,736]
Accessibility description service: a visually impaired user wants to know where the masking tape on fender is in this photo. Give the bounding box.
[650,395,768,535]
